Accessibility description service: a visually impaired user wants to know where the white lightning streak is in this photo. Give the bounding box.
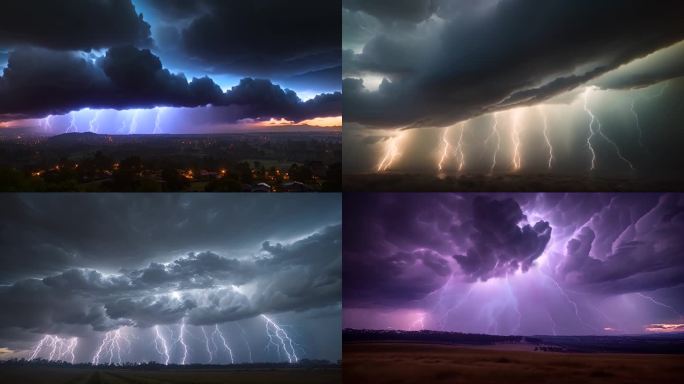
[455,122,466,172]
[637,293,681,319]
[153,108,164,134]
[377,134,401,172]
[539,107,553,170]
[261,314,298,363]
[153,325,170,365]
[485,113,500,175]
[213,324,235,364]
[129,110,140,134]
[89,111,101,133]
[178,320,188,365]
[438,126,451,172]
[67,113,78,133]
[510,110,522,171]
[201,326,213,363]
[582,88,599,170]
[584,87,635,171]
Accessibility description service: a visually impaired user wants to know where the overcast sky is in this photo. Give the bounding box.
[0,194,341,364]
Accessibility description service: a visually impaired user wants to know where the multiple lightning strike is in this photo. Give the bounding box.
[30,107,173,135]
[261,314,299,364]
[377,133,402,172]
[28,315,301,366]
[29,336,78,363]
[380,83,676,175]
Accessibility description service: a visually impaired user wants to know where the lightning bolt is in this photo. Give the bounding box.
[437,286,474,331]
[636,293,682,319]
[583,87,635,171]
[543,273,595,332]
[201,326,213,363]
[582,87,599,170]
[510,110,522,171]
[153,325,170,365]
[67,112,78,133]
[89,111,101,133]
[630,99,645,148]
[377,133,401,172]
[29,336,78,363]
[455,122,466,172]
[129,110,140,134]
[485,113,500,175]
[438,126,451,172]
[261,314,298,363]
[153,108,164,134]
[41,115,53,133]
[177,319,189,365]
[547,311,558,336]
[539,107,553,170]
[213,324,235,364]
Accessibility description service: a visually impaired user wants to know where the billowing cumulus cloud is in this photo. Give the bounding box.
[343,0,684,128]
[0,194,341,360]
[0,0,152,50]
[454,196,551,281]
[0,46,341,122]
[344,193,684,336]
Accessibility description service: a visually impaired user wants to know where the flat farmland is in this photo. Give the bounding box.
[344,342,684,384]
[0,366,341,384]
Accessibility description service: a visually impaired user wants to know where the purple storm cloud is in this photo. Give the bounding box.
[343,193,684,335]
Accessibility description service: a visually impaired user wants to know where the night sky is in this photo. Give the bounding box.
[343,0,684,177]
[0,0,342,133]
[0,194,341,364]
[344,193,684,335]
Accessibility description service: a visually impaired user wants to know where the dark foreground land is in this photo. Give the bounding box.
[344,342,684,384]
[0,366,341,384]
[343,173,684,191]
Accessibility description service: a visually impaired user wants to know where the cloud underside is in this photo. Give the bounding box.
[0,46,340,122]
[343,0,684,128]
[0,224,341,335]
[343,193,684,307]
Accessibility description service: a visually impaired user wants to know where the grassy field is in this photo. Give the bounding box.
[0,366,341,384]
[344,342,684,384]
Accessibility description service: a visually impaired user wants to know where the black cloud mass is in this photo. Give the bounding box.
[0,0,341,122]
[343,0,684,128]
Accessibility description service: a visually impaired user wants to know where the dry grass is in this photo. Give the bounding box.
[344,342,684,384]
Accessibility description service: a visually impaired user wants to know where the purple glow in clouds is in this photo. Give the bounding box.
[343,193,684,335]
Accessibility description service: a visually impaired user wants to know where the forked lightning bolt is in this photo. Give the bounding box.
[455,123,466,172]
[213,324,235,364]
[261,315,298,363]
[30,336,78,363]
[153,325,170,365]
[438,126,451,172]
[539,107,553,170]
[377,133,401,172]
[485,113,500,175]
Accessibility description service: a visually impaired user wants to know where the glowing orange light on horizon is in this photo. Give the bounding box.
[253,116,342,128]
[645,323,684,332]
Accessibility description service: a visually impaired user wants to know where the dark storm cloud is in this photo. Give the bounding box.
[0,0,152,50]
[0,46,341,121]
[0,195,341,335]
[343,0,684,128]
[178,0,341,78]
[558,194,684,294]
[344,193,551,306]
[454,196,551,282]
[344,0,437,24]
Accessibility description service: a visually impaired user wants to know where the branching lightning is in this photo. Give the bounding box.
[153,325,170,365]
[630,98,644,148]
[637,293,682,319]
[455,122,466,172]
[213,324,235,364]
[377,133,402,172]
[583,87,635,171]
[29,336,78,363]
[510,110,522,171]
[67,112,78,133]
[438,126,451,172]
[92,329,127,365]
[201,326,213,363]
[89,111,101,133]
[177,319,189,365]
[261,314,298,363]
